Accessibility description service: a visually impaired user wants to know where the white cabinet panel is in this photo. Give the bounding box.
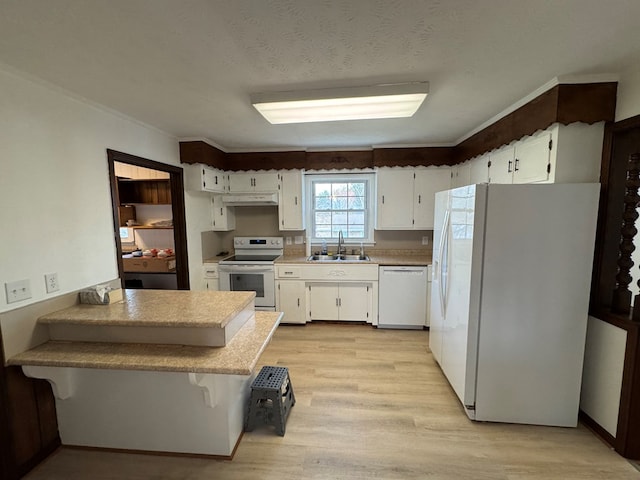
[277,280,306,324]
[185,164,226,193]
[469,155,489,184]
[414,168,452,229]
[278,170,305,231]
[308,283,340,320]
[228,172,279,193]
[211,195,235,231]
[338,283,371,322]
[488,147,515,184]
[513,132,551,184]
[308,282,371,322]
[377,167,451,230]
[376,169,415,229]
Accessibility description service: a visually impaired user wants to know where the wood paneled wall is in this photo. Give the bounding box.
[180,83,617,171]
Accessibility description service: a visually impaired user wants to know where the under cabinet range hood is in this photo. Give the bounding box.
[221,192,278,206]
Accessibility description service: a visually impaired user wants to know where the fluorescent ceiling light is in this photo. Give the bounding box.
[251,82,429,124]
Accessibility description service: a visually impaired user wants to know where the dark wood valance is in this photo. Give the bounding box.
[179,82,617,171]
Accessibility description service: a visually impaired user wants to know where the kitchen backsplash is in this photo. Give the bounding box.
[200,206,433,260]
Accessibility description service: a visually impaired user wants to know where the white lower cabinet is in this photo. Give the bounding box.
[276,280,306,324]
[308,282,372,322]
[203,263,219,291]
[275,263,378,325]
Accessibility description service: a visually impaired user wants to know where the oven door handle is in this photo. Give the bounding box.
[219,265,274,273]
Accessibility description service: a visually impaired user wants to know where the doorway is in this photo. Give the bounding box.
[107,149,190,290]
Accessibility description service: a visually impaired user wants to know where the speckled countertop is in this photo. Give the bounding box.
[38,289,255,329]
[9,312,282,375]
[276,250,432,266]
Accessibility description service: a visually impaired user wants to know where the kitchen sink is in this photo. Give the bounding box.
[307,254,370,262]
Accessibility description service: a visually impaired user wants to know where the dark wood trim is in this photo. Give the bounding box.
[556,83,618,125]
[589,113,640,460]
[0,329,61,480]
[373,147,455,167]
[455,83,617,163]
[106,149,190,290]
[225,151,306,171]
[0,329,16,479]
[579,410,616,448]
[180,83,617,171]
[179,141,226,169]
[305,151,373,170]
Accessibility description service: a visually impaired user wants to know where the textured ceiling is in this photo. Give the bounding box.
[0,0,639,151]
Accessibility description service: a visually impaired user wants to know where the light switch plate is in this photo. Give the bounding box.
[294,235,303,244]
[422,236,429,246]
[5,279,32,304]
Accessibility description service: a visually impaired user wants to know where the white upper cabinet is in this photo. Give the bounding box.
[512,132,552,184]
[376,169,415,229]
[488,146,516,184]
[486,122,603,185]
[450,162,471,188]
[185,164,226,193]
[211,195,235,231]
[278,170,305,231]
[469,154,490,184]
[488,134,551,184]
[414,168,453,229]
[228,172,279,193]
[377,166,451,230]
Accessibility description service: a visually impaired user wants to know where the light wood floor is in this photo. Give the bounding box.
[26,323,640,479]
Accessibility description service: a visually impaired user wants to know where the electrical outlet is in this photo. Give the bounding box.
[285,237,292,245]
[422,236,429,246]
[45,273,60,293]
[5,279,32,304]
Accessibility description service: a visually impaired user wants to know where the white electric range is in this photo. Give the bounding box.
[218,237,283,311]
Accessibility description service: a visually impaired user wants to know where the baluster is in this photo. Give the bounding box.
[613,152,640,315]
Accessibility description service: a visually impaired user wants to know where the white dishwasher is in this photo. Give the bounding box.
[378,265,428,329]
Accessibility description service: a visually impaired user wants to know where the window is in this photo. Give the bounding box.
[305,173,375,244]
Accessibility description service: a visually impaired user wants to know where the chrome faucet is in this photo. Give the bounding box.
[337,230,345,255]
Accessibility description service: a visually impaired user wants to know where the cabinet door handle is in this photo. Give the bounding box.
[514,158,519,172]
[220,208,223,215]
[215,175,218,185]
[508,160,513,173]
[297,298,300,307]
[382,195,385,204]
[339,298,342,306]
[294,196,298,205]
[336,298,339,307]
[418,195,421,204]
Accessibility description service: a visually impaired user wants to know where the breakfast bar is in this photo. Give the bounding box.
[7,290,282,458]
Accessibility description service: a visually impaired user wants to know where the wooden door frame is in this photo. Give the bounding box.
[107,149,190,290]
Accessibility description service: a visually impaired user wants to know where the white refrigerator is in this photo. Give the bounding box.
[430,183,599,427]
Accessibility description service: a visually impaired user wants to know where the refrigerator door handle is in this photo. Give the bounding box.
[438,209,450,317]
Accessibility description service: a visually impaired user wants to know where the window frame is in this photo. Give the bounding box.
[305,172,376,245]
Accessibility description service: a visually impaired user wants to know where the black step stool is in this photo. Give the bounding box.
[245,366,295,436]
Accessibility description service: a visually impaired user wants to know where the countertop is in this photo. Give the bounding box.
[8,311,282,375]
[38,289,255,329]
[276,251,432,266]
[205,251,431,266]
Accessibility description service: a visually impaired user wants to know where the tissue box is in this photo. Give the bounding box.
[79,287,123,305]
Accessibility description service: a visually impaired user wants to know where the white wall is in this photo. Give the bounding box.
[615,67,640,122]
[0,65,211,313]
[580,316,626,437]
